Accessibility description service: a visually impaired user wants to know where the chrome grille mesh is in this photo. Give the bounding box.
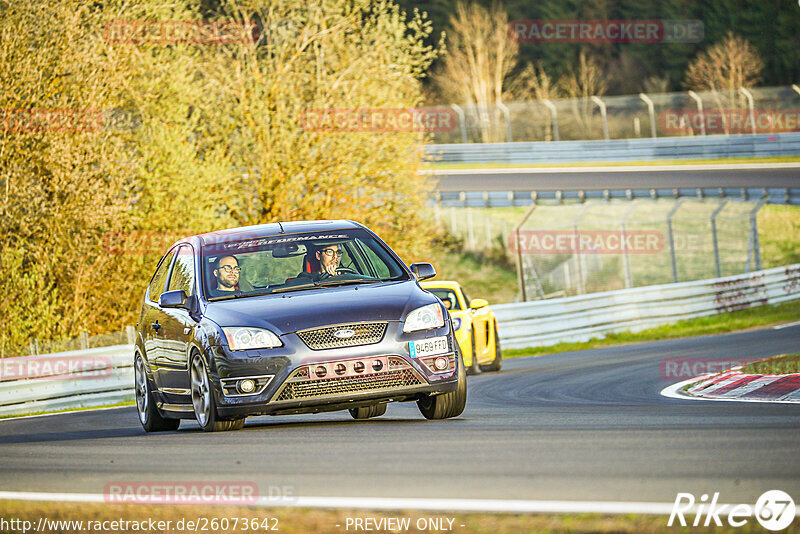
[274,369,423,402]
[297,322,387,350]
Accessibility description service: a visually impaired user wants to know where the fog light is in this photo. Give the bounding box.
[434,357,449,371]
[238,379,256,393]
[315,366,327,378]
[372,359,383,372]
[353,361,365,373]
[335,363,347,375]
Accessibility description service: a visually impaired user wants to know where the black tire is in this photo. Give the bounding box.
[479,324,503,373]
[190,353,243,432]
[417,349,467,420]
[349,403,387,420]
[466,333,480,375]
[135,354,180,432]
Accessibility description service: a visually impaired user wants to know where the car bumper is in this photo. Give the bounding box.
[207,321,460,418]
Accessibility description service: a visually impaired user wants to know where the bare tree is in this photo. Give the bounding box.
[558,51,608,138]
[433,1,518,142]
[685,31,764,133]
[685,31,763,93]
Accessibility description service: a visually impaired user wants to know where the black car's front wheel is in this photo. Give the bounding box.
[417,350,467,420]
[135,354,179,432]
[190,354,244,432]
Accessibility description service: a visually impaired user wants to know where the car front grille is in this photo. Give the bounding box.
[272,356,424,402]
[296,322,387,350]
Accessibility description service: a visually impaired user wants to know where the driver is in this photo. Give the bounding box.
[209,255,242,297]
[316,244,343,276]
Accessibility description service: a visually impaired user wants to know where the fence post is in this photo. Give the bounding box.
[80,332,89,350]
[739,88,757,135]
[620,202,638,288]
[667,199,686,283]
[126,325,136,345]
[572,203,592,294]
[710,200,728,278]
[542,99,560,141]
[745,198,767,272]
[450,206,457,235]
[497,102,513,142]
[467,208,475,249]
[590,96,609,140]
[639,93,657,138]
[29,339,37,356]
[687,91,706,136]
[451,104,468,143]
[485,215,492,248]
[513,203,538,302]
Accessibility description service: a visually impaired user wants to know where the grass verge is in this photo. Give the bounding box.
[740,353,800,375]
[504,299,800,359]
[0,500,708,534]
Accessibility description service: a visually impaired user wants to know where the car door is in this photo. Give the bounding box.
[157,244,197,397]
[143,249,177,384]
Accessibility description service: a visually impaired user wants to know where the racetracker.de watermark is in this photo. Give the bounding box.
[104,20,258,45]
[299,107,457,133]
[0,354,113,381]
[0,108,140,133]
[509,19,703,43]
[661,109,800,134]
[103,481,287,505]
[660,358,746,380]
[507,230,704,254]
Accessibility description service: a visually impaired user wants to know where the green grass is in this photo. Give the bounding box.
[0,400,134,420]
[424,155,800,170]
[740,353,800,375]
[504,299,800,358]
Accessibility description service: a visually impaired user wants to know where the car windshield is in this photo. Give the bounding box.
[201,229,410,300]
[427,288,462,310]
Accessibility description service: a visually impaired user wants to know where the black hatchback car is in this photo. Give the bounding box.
[134,220,466,432]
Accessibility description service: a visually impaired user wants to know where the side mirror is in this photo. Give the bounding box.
[159,289,188,309]
[470,298,488,309]
[409,262,436,281]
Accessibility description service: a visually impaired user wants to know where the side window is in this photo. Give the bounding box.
[149,250,176,303]
[359,240,391,278]
[168,245,196,295]
[460,288,471,309]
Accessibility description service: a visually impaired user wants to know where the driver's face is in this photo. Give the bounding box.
[317,244,340,272]
[214,256,239,289]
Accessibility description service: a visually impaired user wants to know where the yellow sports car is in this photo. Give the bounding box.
[420,281,502,374]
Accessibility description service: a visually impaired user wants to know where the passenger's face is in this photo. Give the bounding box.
[317,244,341,271]
[214,256,239,289]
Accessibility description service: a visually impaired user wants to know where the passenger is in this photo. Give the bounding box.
[210,255,242,297]
[441,297,453,310]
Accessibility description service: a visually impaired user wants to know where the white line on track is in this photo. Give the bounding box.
[774,320,800,330]
[419,162,800,175]
[0,404,130,423]
[0,491,697,515]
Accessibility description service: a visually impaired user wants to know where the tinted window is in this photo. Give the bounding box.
[201,229,409,299]
[168,245,195,295]
[428,289,461,310]
[149,250,176,303]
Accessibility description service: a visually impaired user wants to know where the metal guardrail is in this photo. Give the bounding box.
[0,346,133,416]
[492,264,800,350]
[425,132,800,164]
[1,263,798,415]
[435,187,800,207]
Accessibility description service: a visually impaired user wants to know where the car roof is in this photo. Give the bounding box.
[170,220,366,249]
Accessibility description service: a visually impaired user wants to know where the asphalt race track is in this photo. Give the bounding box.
[432,164,800,192]
[1,325,799,505]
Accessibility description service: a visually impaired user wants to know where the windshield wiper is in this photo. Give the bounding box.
[269,282,318,294]
[314,278,380,288]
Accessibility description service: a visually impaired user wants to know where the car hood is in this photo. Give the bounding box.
[203,280,436,335]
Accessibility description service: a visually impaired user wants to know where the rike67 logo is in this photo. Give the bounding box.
[669,490,796,530]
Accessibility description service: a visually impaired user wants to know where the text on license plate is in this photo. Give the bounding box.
[408,336,449,358]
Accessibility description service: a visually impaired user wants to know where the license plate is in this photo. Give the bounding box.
[408,336,449,358]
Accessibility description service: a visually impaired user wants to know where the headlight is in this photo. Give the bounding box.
[223,327,282,350]
[403,303,444,333]
[452,317,462,331]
